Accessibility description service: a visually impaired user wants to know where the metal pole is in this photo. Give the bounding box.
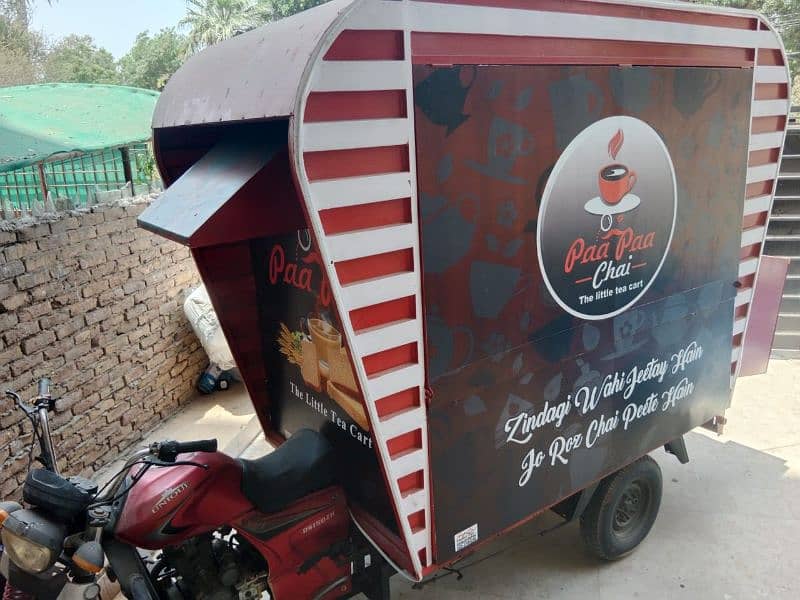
[37,161,48,206]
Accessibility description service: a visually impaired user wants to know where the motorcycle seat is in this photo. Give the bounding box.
[238,429,337,513]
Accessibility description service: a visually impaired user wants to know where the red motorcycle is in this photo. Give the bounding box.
[0,379,393,599]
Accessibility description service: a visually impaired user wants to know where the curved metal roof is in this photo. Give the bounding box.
[152,0,356,129]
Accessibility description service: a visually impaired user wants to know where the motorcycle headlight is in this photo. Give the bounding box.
[0,509,64,574]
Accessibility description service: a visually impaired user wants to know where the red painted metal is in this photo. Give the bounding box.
[304,91,408,122]
[417,0,758,30]
[114,450,351,600]
[740,255,790,376]
[412,33,754,67]
[325,29,405,61]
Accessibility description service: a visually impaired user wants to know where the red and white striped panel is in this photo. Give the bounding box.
[735,32,792,382]
[290,0,791,576]
[293,4,431,577]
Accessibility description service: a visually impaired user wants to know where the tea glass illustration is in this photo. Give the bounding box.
[598,163,637,205]
[307,315,342,366]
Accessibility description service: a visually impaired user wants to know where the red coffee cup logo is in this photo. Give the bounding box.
[537,116,677,320]
[598,164,637,205]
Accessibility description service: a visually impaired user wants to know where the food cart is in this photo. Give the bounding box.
[138,0,791,590]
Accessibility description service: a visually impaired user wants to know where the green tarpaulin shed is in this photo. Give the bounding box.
[0,83,159,174]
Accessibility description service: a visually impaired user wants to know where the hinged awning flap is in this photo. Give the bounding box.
[138,134,277,246]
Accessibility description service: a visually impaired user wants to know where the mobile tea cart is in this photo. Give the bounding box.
[139,0,791,595]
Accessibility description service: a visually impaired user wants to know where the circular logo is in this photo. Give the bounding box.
[537,116,676,320]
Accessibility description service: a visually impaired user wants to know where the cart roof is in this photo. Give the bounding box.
[152,0,355,128]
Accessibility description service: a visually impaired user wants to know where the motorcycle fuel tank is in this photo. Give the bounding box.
[114,452,252,549]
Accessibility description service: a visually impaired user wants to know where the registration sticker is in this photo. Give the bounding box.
[454,523,479,552]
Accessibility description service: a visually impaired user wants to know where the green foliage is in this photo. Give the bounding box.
[0,14,46,86]
[691,1,799,79]
[255,0,331,20]
[43,35,118,84]
[180,0,263,53]
[119,28,187,90]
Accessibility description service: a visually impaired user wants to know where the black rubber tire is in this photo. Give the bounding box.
[580,455,662,560]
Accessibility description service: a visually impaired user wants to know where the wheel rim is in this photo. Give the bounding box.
[612,480,650,541]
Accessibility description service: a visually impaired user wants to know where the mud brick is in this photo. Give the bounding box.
[79,211,104,226]
[0,259,24,279]
[78,252,106,269]
[68,227,96,243]
[55,315,86,339]
[4,319,40,345]
[97,288,125,308]
[43,338,73,360]
[0,281,16,300]
[65,269,91,287]
[105,245,132,260]
[85,306,111,325]
[0,409,25,428]
[17,222,50,241]
[20,330,55,354]
[39,310,70,330]
[64,342,92,362]
[18,299,50,321]
[95,219,127,236]
[1,292,27,313]
[109,231,136,246]
[3,242,35,262]
[30,280,66,302]
[0,312,19,332]
[115,254,141,270]
[36,232,69,251]
[68,297,98,318]
[72,393,101,415]
[93,356,119,376]
[49,217,80,234]
[15,268,49,290]
[90,261,116,279]
[0,230,16,245]
[56,393,80,413]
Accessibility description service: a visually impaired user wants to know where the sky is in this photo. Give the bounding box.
[30,0,188,58]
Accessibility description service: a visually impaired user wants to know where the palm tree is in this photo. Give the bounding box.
[180,0,263,53]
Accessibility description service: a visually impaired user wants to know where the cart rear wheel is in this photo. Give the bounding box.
[580,455,662,560]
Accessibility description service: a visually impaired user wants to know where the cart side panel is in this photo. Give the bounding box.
[249,230,401,536]
[414,64,752,563]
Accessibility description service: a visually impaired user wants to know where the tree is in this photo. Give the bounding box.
[43,35,118,84]
[180,0,262,53]
[256,0,330,20]
[0,13,46,86]
[119,28,187,90]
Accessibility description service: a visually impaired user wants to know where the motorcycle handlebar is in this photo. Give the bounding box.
[37,377,51,398]
[154,439,218,462]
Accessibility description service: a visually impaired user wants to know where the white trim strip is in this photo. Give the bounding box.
[312,60,408,92]
[744,194,772,216]
[401,488,427,515]
[741,225,767,248]
[345,0,404,29]
[326,223,416,262]
[407,1,781,49]
[391,449,425,479]
[409,527,428,551]
[731,346,741,362]
[754,65,790,84]
[303,118,409,152]
[309,172,412,211]
[355,319,420,357]
[752,99,791,118]
[739,257,759,277]
[733,316,747,335]
[340,271,417,311]
[749,131,785,152]
[746,163,779,184]
[367,363,423,400]
[380,405,426,439]
[735,287,753,307]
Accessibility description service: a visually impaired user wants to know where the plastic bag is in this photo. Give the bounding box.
[183,284,236,371]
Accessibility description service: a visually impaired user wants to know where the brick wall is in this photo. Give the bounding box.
[0,197,206,499]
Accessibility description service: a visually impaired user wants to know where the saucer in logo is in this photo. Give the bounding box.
[537,116,677,320]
